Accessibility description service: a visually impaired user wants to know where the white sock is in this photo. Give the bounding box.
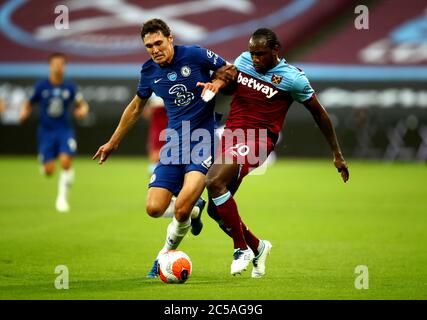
[190,206,200,219]
[162,197,200,219]
[58,168,74,201]
[255,240,265,258]
[162,197,176,218]
[160,217,191,254]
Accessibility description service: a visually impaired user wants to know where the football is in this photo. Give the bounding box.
[158,250,192,284]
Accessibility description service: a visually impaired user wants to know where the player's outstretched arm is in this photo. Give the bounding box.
[303,95,349,183]
[93,95,147,164]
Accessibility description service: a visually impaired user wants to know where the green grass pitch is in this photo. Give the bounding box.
[0,156,426,299]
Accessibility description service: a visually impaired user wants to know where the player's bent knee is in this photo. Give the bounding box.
[145,203,164,218]
[205,175,226,196]
[43,165,55,176]
[44,170,54,177]
[61,163,72,170]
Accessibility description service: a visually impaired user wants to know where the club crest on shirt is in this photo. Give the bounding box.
[62,89,70,99]
[271,74,283,85]
[150,173,156,184]
[303,85,312,93]
[180,66,191,77]
[167,72,177,81]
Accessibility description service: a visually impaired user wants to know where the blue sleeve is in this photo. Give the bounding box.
[136,65,152,99]
[290,71,315,103]
[29,81,42,104]
[193,46,226,71]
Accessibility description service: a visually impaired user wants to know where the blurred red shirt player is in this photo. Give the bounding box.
[143,93,168,174]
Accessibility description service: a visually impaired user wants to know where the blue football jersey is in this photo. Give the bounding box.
[29,79,80,130]
[136,45,226,133]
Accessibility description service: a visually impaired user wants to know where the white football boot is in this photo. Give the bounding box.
[231,248,254,275]
[55,196,70,213]
[251,240,272,278]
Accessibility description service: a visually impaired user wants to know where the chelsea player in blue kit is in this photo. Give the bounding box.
[20,53,89,213]
[93,19,227,278]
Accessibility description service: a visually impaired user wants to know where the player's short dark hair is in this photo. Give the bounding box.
[251,28,281,49]
[48,52,66,62]
[140,19,171,39]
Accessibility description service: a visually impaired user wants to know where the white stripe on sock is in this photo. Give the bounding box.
[212,191,231,206]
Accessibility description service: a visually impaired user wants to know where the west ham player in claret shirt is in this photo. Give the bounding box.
[93,19,227,278]
[197,28,349,277]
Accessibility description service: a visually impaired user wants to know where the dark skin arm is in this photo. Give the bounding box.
[197,64,238,96]
[303,94,349,183]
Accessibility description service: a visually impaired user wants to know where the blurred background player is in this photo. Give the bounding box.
[142,93,168,175]
[20,53,89,212]
[198,28,349,277]
[93,19,227,278]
